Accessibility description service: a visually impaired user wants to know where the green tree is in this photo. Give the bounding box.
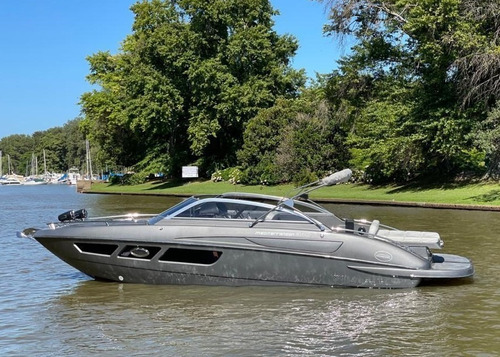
[238,97,299,184]
[276,102,350,184]
[32,127,65,173]
[319,0,498,181]
[80,0,304,177]
[451,0,500,106]
[477,103,500,178]
[0,135,33,175]
[62,119,87,171]
[0,119,87,176]
[238,85,349,184]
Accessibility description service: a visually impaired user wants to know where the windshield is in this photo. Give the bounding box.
[148,197,198,225]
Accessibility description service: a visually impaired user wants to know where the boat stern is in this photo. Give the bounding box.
[419,253,475,280]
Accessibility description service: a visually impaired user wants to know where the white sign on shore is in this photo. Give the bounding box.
[182,166,199,178]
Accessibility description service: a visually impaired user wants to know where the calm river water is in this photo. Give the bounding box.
[0,184,499,356]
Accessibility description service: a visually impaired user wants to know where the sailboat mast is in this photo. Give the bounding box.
[43,149,47,176]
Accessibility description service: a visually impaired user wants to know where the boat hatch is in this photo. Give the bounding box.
[159,248,222,265]
[74,243,118,256]
[119,245,161,260]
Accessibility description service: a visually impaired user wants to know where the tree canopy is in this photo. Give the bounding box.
[80,0,305,177]
[237,85,350,184]
[0,119,86,176]
[319,0,500,181]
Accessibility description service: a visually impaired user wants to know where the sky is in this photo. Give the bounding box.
[0,0,348,140]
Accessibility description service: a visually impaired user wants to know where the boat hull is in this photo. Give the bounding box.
[30,195,473,289]
[36,235,427,288]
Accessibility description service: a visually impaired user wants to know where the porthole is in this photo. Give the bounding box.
[119,245,161,260]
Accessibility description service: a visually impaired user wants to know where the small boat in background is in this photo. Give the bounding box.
[0,152,23,185]
[0,176,22,185]
[23,177,48,185]
[67,167,81,185]
[56,168,81,185]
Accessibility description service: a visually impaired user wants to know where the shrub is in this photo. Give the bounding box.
[211,167,243,184]
[115,172,147,186]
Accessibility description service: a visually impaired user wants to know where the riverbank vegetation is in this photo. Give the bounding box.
[2,0,500,188]
[87,178,500,207]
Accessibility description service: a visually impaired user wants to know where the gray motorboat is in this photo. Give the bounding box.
[20,169,474,288]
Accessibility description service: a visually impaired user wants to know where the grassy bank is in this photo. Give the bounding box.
[86,179,500,208]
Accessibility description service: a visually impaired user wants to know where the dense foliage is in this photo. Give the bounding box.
[80,0,305,178]
[320,0,500,181]
[237,87,350,184]
[0,119,86,176]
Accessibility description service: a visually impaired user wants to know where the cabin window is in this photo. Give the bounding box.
[149,197,198,224]
[176,201,268,220]
[159,248,222,265]
[74,243,118,256]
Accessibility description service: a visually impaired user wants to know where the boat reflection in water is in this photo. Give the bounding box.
[20,169,474,288]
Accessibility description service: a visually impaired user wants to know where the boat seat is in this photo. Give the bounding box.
[377,229,443,249]
[215,203,229,217]
[197,202,229,218]
[198,202,221,217]
[368,220,380,237]
[267,211,307,222]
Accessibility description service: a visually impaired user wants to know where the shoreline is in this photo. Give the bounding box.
[81,189,500,212]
